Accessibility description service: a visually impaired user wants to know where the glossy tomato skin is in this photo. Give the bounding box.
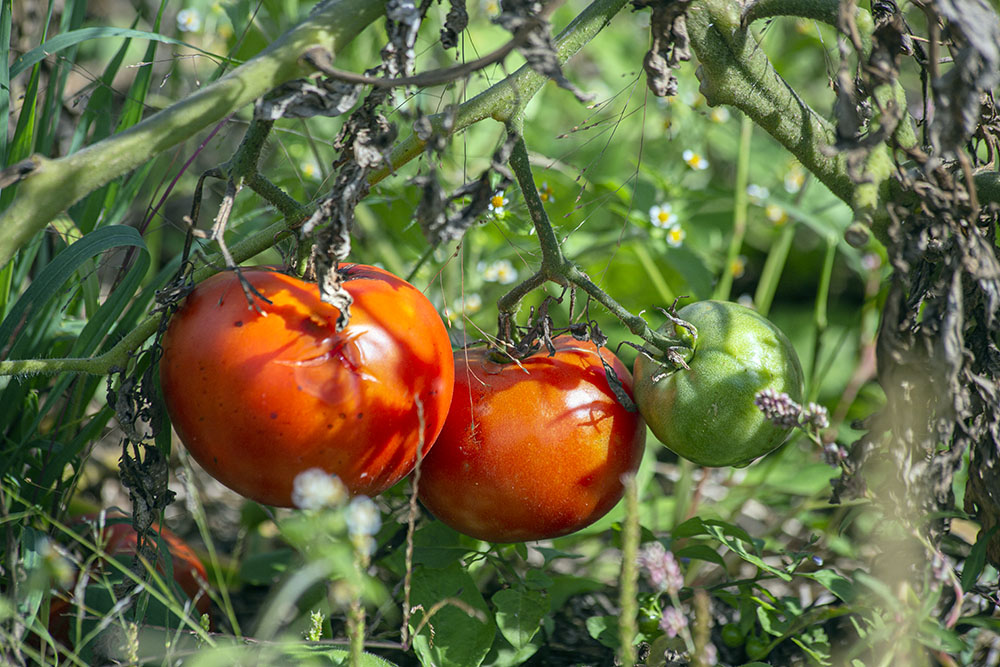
[633,300,804,467]
[418,337,646,542]
[160,265,454,507]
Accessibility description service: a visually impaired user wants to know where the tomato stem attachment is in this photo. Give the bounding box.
[497,132,687,357]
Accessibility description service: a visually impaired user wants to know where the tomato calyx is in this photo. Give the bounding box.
[631,303,698,382]
[491,296,639,412]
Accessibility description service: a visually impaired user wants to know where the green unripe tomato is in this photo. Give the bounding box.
[745,634,771,660]
[633,300,804,467]
[638,608,662,636]
[721,622,745,648]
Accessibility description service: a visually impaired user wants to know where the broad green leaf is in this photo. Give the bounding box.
[674,543,726,567]
[585,615,619,650]
[492,588,550,649]
[409,563,495,667]
[804,569,856,603]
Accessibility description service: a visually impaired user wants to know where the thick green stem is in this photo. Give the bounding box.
[0,0,386,269]
[688,0,853,205]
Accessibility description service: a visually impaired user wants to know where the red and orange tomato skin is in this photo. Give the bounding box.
[418,336,646,542]
[160,265,455,507]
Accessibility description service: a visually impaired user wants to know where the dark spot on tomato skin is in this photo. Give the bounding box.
[327,424,333,429]
[340,413,346,419]
[213,457,218,464]
[357,412,364,419]
[234,321,243,327]
[297,385,303,391]
[270,412,278,419]
[580,474,596,487]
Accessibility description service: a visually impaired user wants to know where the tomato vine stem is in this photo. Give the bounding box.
[497,133,684,357]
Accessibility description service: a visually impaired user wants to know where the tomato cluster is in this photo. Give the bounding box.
[160,265,800,542]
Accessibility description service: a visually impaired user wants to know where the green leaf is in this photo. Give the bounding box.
[672,516,709,538]
[0,0,11,163]
[409,563,495,667]
[674,543,726,567]
[533,546,584,565]
[961,525,997,592]
[492,588,550,649]
[585,615,619,650]
[805,569,856,603]
[10,27,228,79]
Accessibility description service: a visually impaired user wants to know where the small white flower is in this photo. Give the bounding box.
[665,224,686,248]
[346,496,382,538]
[737,293,755,308]
[709,107,730,124]
[488,190,509,216]
[301,162,319,180]
[461,293,483,314]
[481,0,501,16]
[177,8,202,32]
[784,165,805,193]
[765,203,789,225]
[479,259,518,285]
[291,468,348,510]
[649,203,677,229]
[682,149,709,171]
[746,184,770,205]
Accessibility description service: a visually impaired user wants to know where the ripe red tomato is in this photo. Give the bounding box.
[417,336,646,542]
[160,265,455,507]
[48,514,211,647]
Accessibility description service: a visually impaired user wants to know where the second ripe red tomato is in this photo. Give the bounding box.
[160,265,454,507]
[418,336,646,542]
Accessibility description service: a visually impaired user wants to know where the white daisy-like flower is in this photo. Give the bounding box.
[539,182,555,203]
[709,107,730,124]
[765,203,789,225]
[649,203,678,229]
[479,259,518,285]
[665,224,686,248]
[301,162,319,180]
[746,184,770,205]
[488,190,508,216]
[784,165,806,193]
[346,496,382,538]
[682,149,709,171]
[177,8,202,32]
[461,293,483,314]
[291,468,348,510]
